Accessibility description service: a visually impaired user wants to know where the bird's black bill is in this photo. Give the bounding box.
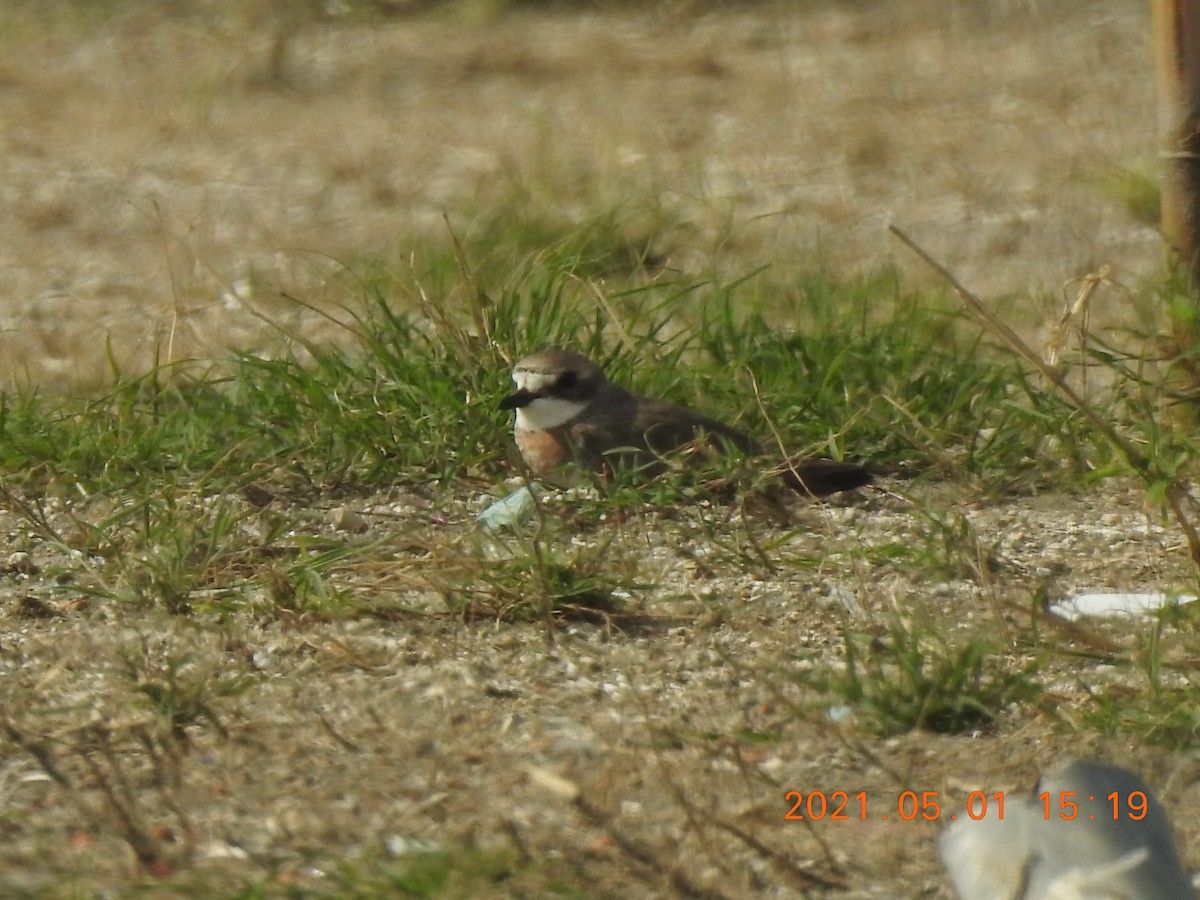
[499,389,539,410]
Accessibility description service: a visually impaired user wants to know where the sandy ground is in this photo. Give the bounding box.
[0,0,1160,389]
[1,476,1198,897]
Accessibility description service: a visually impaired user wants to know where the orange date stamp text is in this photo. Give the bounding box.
[784,790,1149,823]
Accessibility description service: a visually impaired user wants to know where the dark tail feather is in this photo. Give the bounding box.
[778,458,873,497]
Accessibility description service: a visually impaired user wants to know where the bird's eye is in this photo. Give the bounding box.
[557,371,578,389]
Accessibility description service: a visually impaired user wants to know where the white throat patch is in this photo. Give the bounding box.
[514,396,588,431]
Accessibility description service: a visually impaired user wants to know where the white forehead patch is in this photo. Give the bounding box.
[513,368,558,393]
[514,396,588,431]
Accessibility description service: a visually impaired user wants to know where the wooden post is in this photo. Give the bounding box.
[1153,0,1200,274]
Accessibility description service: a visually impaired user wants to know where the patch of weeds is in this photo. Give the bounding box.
[118,639,255,746]
[316,837,582,899]
[888,505,1001,582]
[227,338,492,490]
[259,545,358,617]
[45,479,364,619]
[689,269,1102,489]
[1098,159,1161,228]
[651,478,807,577]
[1077,608,1200,750]
[1080,681,1200,751]
[0,636,255,881]
[800,616,1042,736]
[510,448,786,586]
[445,199,673,284]
[451,524,635,625]
[894,228,1200,566]
[452,468,682,626]
[0,367,252,491]
[115,490,254,614]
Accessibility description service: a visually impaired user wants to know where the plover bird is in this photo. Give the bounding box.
[499,347,871,497]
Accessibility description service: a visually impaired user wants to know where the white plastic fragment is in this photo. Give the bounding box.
[827,705,854,724]
[1049,592,1197,621]
[476,484,537,529]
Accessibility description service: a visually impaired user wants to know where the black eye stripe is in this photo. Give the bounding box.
[557,371,578,389]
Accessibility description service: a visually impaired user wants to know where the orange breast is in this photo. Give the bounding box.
[515,429,571,476]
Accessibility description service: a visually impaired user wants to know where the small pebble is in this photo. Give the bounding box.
[330,507,368,533]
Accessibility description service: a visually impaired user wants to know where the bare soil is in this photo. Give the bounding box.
[2,475,1198,897]
[0,0,1159,389]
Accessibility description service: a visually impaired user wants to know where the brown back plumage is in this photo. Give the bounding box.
[563,389,759,474]
[500,347,872,498]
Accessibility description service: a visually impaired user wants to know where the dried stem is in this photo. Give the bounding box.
[889,224,1200,567]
